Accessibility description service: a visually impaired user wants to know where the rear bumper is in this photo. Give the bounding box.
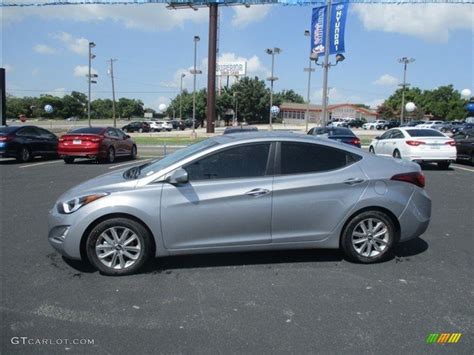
[398,188,431,242]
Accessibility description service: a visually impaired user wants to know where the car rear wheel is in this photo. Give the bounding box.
[105,147,115,164]
[63,157,75,164]
[393,149,401,159]
[369,146,375,154]
[437,161,450,170]
[341,211,395,263]
[86,218,152,276]
[17,146,32,162]
[130,145,137,160]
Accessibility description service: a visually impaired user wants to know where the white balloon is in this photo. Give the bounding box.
[461,89,472,99]
[158,103,167,111]
[405,102,416,113]
[44,104,53,113]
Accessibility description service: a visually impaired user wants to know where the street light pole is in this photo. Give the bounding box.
[192,35,200,139]
[234,92,238,125]
[87,42,95,127]
[179,73,185,120]
[398,57,415,124]
[266,47,281,131]
[109,58,117,127]
[321,0,332,127]
[304,30,315,132]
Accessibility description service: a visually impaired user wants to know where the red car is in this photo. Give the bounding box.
[58,127,137,164]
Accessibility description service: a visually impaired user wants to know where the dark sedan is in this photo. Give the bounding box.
[380,120,400,130]
[452,123,474,135]
[122,121,151,133]
[453,129,474,164]
[0,125,58,162]
[171,120,186,131]
[308,127,361,148]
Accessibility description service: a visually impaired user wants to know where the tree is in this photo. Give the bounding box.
[273,90,305,106]
[376,103,395,120]
[231,77,270,123]
[117,98,144,119]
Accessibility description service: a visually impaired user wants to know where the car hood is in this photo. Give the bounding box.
[57,168,138,202]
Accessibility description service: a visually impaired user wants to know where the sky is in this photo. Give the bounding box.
[1,2,473,111]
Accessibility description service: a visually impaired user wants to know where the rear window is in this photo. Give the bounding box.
[69,127,104,134]
[0,126,19,134]
[313,128,355,136]
[405,129,445,137]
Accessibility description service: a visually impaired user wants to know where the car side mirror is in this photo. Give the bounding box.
[165,168,189,185]
[375,136,381,140]
[124,135,130,139]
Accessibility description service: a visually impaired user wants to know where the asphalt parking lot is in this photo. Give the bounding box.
[1,154,473,354]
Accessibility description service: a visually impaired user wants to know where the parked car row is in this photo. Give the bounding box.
[122,120,185,133]
[0,125,137,164]
[362,120,400,130]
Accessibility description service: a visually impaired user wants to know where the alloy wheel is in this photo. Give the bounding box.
[351,218,389,258]
[95,226,142,270]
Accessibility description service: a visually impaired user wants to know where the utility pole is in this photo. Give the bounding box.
[321,0,332,127]
[398,57,415,124]
[87,42,96,127]
[109,59,117,127]
[304,30,315,133]
[0,68,6,126]
[180,73,185,120]
[266,47,281,131]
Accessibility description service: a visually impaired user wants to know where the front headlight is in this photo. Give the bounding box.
[58,193,109,214]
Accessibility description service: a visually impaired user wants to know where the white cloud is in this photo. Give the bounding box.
[366,98,385,109]
[47,88,67,97]
[373,74,398,86]
[311,87,343,104]
[73,65,98,77]
[353,4,474,42]
[3,64,14,72]
[4,4,207,31]
[32,68,40,76]
[231,5,272,28]
[33,44,57,55]
[54,32,89,56]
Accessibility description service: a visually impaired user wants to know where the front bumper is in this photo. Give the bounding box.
[47,207,85,260]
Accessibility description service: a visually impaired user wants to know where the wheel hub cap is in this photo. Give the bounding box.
[351,218,389,258]
[95,226,141,270]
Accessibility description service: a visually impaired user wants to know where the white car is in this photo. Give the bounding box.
[363,120,387,130]
[157,121,173,131]
[369,127,456,169]
[145,121,162,132]
[416,121,445,130]
[327,120,348,127]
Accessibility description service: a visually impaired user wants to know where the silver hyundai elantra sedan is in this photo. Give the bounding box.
[48,132,431,275]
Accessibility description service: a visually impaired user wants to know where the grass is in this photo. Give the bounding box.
[132,136,207,146]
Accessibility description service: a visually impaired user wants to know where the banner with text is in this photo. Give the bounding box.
[310,2,348,58]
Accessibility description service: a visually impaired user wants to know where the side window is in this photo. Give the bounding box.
[16,127,36,136]
[380,131,392,140]
[391,130,404,139]
[106,128,118,137]
[35,128,56,139]
[185,143,271,181]
[280,142,357,175]
[115,129,126,138]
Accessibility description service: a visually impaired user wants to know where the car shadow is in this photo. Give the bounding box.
[0,155,59,165]
[420,163,454,171]
[392,237,429,259]
[70,156,135,165]
[143,249,344,274]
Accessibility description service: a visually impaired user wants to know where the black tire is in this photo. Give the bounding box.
[17,146,32,162]
[437,161,450,170]
[369,146,375,154]
[341,210,396,263]
[130,145,137,160]
[105,147,115,164]
[393,149,401,159]
[63,157,75,164]
[86,218,152,276]
[384,126,388,130]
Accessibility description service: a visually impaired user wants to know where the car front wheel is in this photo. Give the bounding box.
[341,211,396,263]
[369,146,375,154]
[86,218,152,276]
[130,145,137,160]
[17,146,32,162]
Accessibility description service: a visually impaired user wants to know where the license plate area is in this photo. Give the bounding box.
[73,140,82,145]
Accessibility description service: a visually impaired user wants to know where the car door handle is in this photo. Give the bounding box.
[245,188,270,197]
[344,178,365,185]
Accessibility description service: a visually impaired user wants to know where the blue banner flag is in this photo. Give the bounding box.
[310,2,348,58]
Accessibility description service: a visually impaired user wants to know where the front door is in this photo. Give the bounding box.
[160,143,273,250]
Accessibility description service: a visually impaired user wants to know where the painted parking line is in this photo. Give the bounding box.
[108,159,151,170]
[452,164,474,173]
[19,160,64,169]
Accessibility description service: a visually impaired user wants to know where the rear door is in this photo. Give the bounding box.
[16,127,41,154]
[271,141,367,243]
[105,128,121,155]
[160,142,274,250]
[35,127,58,154]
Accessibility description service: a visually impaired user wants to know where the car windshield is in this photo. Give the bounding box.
[314,128,355,136]
[69,127,104,134]
[126,138,218,179]
[405,129,445,137]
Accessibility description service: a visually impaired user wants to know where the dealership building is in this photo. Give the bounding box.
[279,102,378,125]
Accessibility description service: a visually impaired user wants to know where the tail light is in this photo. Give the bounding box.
[445,140,456,146]
[406,140,425,146]
[350,138,361,146]
[90,137,101,143]
[391,172,425,188]
[0,135,12,142]
[58,137,65,142]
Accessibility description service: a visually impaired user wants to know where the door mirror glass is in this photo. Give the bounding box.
[166,168,189,185]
